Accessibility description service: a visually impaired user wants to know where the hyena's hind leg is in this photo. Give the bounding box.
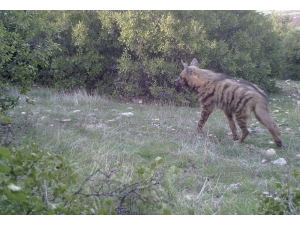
[197,106,214,133]
[224,111,239,141]
[235,112,250,143]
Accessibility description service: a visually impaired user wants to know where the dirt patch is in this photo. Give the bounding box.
[277,81,300,97]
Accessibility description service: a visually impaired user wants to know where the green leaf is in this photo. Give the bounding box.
[188,208,195,215]
[275,182,282,189]
[0,147,11,159]
[0,163,11,173]
[163,208,171,215]
[150,162,156,170]
[155,157,163,164]
[292,169,299,178]
[138,167,145,175]
[39,172,48,177]
[15,192,26,202]
[98,207,107,215]
[4,189,15,200]
[105,200,112,206]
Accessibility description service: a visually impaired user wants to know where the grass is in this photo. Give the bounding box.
[2,80,300,215]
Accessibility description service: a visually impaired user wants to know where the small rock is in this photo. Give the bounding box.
[59,119,71,122]
[120,112,134,117]
[126,107,133,110]
[152,123,160,128]
[266,148,276,156]
[73,110,81,113]
[21,112,26,115]
[262,191,277,198]
[227,183,241,191]
[262,159,267,163]
[272,158,287,166]
[296,154,300,158]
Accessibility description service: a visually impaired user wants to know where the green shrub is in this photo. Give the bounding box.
[0,143,178,214]
[255,169,300,215]
[0,143,89,214]
[282,29,300,80]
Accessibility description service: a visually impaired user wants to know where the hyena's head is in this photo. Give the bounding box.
[174,58,199,87]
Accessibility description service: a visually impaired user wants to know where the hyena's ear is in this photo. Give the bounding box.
[190,58,199,68]
[181,60,190,74]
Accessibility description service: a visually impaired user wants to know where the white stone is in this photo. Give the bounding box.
[7,184,22,191]
[227,183,241,191]
[272,158,287,166]
[266,148,276,156]
[121,112,134,117]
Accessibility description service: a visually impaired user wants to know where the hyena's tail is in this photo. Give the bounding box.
[254,101,282,147]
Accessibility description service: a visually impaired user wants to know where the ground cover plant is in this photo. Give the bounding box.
[1,80,299,214]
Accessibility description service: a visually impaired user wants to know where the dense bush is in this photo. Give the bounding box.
[35,11,123,95]
[0,143,179,215]
[31,10,294,105]
[110,10,283,104]
[0,11,58,114]
[0,143,85,214]
[1,10,300,107]
[282,29,300,80]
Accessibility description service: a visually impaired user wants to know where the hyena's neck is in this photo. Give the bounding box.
[185,75,209,93]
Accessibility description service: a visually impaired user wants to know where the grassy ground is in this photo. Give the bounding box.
[2,80,300,214]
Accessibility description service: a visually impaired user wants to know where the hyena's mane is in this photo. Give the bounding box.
[198,68,268,102]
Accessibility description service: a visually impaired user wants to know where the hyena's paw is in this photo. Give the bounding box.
[234,139,243,144]
[232,135,239,141]
[189,128,204,136]
[228,132,239,141]
[189,130,201,136]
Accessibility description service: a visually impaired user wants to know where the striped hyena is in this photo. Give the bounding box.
[175,58,282,147]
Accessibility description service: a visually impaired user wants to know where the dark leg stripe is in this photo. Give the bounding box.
[201,87,216,103]
[228,86,239,106]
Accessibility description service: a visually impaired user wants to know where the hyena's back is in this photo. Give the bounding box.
[176,59,282,147]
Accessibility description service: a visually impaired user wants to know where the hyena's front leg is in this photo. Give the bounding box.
[224,112,239,141]
[235,113,249,143]
[197,106,214,133]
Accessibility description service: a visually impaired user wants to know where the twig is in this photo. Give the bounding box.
[195,177,208,202]
[44,180,49,207]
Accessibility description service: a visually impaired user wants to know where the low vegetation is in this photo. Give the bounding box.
[1,10,300,215]
[1,80,299,214]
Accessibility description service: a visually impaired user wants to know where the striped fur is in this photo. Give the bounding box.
[175,58,282,147]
